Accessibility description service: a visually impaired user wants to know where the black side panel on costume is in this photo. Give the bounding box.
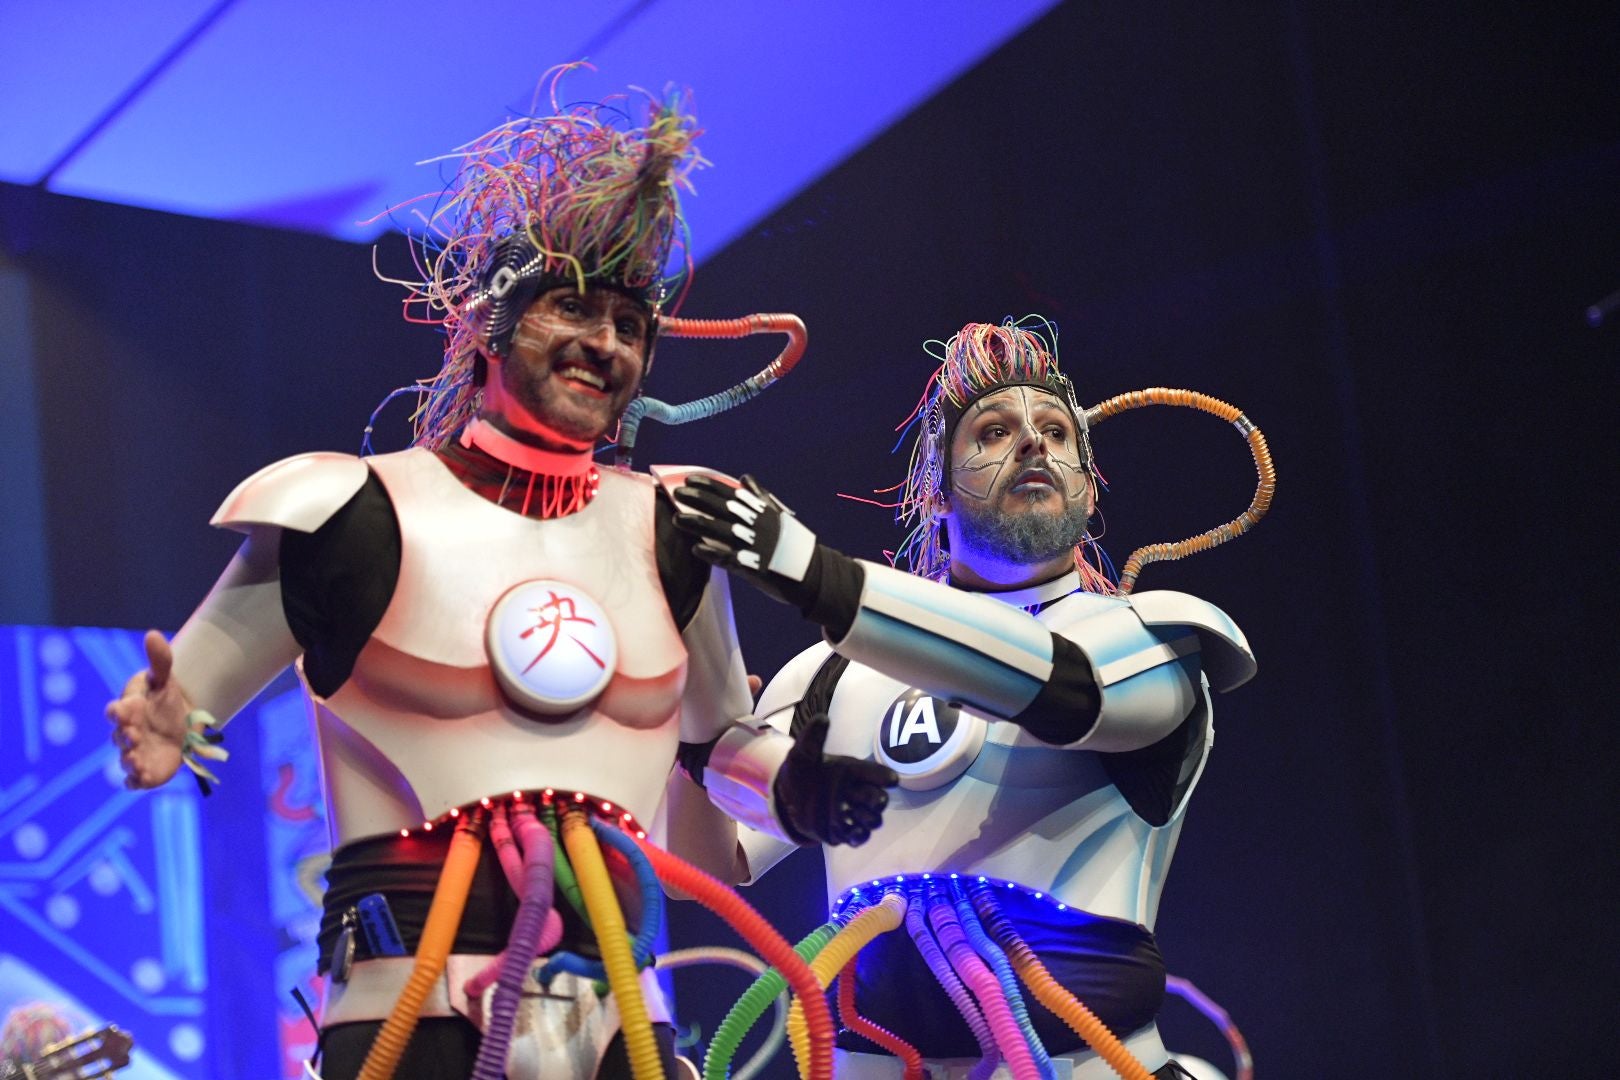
[1100,701,1208,827]
[791,653,851,738]
[654,488,709,632]
[279,473,401,698]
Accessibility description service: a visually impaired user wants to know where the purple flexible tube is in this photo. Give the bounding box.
[468,802,557,1080]
[926,888,1040,1080]
[904,890,999,1079]
[464,803,566,1008]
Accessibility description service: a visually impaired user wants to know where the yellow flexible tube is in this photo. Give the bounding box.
[357,808,486,1080]
[787,893,906,1077]
[560,806,663,1080]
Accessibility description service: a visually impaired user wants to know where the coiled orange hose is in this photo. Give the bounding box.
[658,313,807,383]
[615,313,808,467]
[969,885,1154,1080]
[836,952,925,1080]
[559,806,663,1080]
[630,834,836,1080]
[357,808,486,1080]
[1084,388,1275,593]
[787,892,906,1076]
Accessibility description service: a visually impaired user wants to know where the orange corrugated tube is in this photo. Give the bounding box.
[1083,387,1276,593]
[559,807,663,1080]
[631,834,835,1080]
[357,808,485,1080]
[658,313,807,383]
[786,892,906,1076]
[969,886,1154,1080]
[837,952,924,1080]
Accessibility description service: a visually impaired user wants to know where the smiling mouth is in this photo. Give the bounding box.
[555,363,610,397]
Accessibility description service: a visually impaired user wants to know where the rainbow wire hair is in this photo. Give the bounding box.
[378,65,705,450]
[891,315,1118,594]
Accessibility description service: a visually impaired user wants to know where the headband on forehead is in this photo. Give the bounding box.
[890,315,1112,591]
[938,376,1090,460]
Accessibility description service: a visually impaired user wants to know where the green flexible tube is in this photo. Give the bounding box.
[703,923,838,1080]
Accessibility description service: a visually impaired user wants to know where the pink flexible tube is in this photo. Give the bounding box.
[630,834,834,1080]
[927,890,1040,1080]
[464,803,565,1004]
[657,313,807,382]
[904,891,998,1079]
[488,802,524,894]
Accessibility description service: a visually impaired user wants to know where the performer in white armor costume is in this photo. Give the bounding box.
[105,82,892,1080]
[672,318,1259,1080]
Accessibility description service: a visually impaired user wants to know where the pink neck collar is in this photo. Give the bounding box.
[462,419,595,478]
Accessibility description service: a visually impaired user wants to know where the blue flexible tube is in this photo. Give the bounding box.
[949,881,1055,1080]
[534,817,663,984]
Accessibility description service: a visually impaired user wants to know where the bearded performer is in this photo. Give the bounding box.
[104,75,892,1080]
[673,317,1262,1080]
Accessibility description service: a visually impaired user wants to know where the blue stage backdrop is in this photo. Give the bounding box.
[0,624,324,1079]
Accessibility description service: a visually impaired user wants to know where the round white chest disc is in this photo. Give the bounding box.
[486,579,618,716]
[873,687,987,790]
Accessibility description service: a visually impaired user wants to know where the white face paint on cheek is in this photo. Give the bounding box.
[951,439,1017,501]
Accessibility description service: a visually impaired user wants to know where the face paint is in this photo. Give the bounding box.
[948,387,1090,508]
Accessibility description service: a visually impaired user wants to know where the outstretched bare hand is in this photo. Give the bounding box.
[105,630,192,789]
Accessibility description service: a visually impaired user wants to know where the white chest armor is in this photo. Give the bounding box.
[314,450,687,850]
[814,591,1213,930]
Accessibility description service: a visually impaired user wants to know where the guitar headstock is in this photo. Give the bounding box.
[12,1025,133,1080]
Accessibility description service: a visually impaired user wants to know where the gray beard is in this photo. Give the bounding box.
[954,495,1091,565]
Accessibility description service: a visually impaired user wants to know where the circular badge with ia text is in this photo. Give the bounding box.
[873,687,987,790]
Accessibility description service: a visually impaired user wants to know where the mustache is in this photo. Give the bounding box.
[1003,462,1058,491]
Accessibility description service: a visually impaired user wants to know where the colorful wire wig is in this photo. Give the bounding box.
[890,316,1117,593]
[374,65,705,451]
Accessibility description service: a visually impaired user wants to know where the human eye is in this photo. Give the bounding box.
[555,294,586,317]
[617,316,645,341]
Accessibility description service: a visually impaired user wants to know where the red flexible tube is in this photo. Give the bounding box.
[658,314,807,383]
[630,834,834,1080]
[836,955,925,1080]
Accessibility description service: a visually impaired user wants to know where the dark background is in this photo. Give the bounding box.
[3,5,1616,1076]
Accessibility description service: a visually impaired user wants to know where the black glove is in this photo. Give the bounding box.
[673,474,822,609]
[772,714,897,847]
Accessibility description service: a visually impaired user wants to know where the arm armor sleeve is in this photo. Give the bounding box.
[174,453,367,725]
[831,560,1054,718]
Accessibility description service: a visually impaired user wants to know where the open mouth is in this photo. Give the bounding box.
[1009,469,1056,493]
[554,363,610,398]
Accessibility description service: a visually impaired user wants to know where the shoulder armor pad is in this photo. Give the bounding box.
[210,452,370,534]
[1128,590,1256,692]
[648,465,739,501]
